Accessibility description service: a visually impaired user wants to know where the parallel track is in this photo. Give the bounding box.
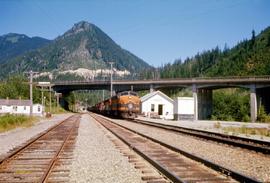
[0,114,80,183]
[91,113,260,183]
[131,119,270,154]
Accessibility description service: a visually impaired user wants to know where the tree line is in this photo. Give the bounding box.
[139,27,270,122]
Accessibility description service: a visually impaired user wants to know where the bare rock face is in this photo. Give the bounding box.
[63,21,94,38]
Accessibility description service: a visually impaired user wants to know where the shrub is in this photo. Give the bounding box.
[257,105,270,123]
[0,114,35,132]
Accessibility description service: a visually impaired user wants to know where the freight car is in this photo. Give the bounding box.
[90,91,140,119]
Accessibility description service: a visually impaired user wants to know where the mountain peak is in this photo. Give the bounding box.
[1,33,28,43]
[3,33,26,37]
[64,21,96,37]
[0,21,150,78]
[0,33,50,64]
[73,21,93,30]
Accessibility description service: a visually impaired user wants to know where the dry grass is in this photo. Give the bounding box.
[47,106,68,114]
[213,121,221,129]
[223,125,270,137]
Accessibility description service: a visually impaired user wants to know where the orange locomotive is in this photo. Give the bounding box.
[91,91,141,119]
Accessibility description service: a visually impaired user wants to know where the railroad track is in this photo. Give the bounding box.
[91,113,259,183]
[130,119,270,154]
[0,114,80,183]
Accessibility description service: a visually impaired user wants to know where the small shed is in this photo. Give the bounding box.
[0,99,43,116]
[141,91,174,119]
[174,97,194,120]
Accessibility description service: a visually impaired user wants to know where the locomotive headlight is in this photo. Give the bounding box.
[128,103,133,109]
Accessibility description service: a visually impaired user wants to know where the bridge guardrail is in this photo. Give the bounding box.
[49,75,270,86]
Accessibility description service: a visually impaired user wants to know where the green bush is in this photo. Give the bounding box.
[257,105,270,122]
[211,89,250,122]
[0,114,34,131]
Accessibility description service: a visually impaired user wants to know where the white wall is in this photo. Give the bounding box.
[142,94,174,119]
[0,106,11,114]
[174,97,194,114]
[0,104,43,116]
[33,104,43,116]
[173,97,194,120]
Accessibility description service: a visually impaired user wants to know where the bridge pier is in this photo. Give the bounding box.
[192,84,198,121]
[192,85,213,120]
[250,85,257,123]
[150,84,155,93]
[198,88,213,120]
[257,87,270,117]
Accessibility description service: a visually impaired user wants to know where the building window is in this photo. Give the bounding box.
[24,106,26,110]
[151,104,155,112]
[38,106,41,112]
[0,106,2,110]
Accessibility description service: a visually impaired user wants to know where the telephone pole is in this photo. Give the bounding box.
[25,70,38,116]
[108,62,114,97]
[38,82,51,115]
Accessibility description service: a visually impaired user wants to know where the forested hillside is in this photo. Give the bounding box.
[143,27,270,79]
[139,26,270,122]
[0,33,50,64]
[0,21,150,79]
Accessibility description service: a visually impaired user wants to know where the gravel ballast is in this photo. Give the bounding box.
[113,118,270,182]
[0,113,73,156]
[68,114,144,183]
[137,116,270,141]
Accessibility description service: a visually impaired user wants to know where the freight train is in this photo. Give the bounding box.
[89,91,141,119]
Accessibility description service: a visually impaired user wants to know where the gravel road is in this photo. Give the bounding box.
[113,118,270,182]
[68,114,144,183]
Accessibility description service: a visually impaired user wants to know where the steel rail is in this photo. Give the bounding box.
[91,113,260,183]
[132,119,270,154]
[91,114,187,183]
[0,114,80,183]
[40,116,80,182]
[0,115,75,165]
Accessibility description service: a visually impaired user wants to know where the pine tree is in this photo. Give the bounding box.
[251,29,256,47]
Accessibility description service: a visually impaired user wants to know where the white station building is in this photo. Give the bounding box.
[140,91,174,120]
[0,99,43,116]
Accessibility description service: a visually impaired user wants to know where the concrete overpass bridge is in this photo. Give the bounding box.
[41,76,270,122]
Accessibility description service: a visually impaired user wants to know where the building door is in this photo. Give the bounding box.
[158,104,163,115]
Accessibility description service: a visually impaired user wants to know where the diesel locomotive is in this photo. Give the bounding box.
[90,91,141,119]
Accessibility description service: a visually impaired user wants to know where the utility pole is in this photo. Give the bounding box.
[41,86,44,114]
[102,76,105,101]
[44,96,46,113]
[30,71,33,116]
[38,82,51,115]
[49,85,52,113]
[108,62,114,97]
[55,92,60,113]
[25,70,38,116]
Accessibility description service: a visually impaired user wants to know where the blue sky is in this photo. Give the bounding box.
[0,0,269,67]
